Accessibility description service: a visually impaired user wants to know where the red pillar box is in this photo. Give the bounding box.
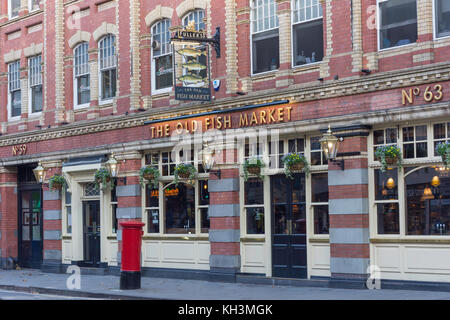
[120,221,145,290]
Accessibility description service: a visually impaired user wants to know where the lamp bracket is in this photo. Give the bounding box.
[115,176,127,185]
[209,169,221,179]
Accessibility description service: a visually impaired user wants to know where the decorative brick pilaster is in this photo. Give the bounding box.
[115,151,142,266]
[0,167,18,269]
[42,161,63,271]
[328,127,370,280]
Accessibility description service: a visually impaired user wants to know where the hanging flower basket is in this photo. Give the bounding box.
[94,168,113,190]
[139,166,160,188]
[243,157,265,182]
[436,142,450,168]
[174,163,197,186]
[281,153,310,179]
[375,145,402,172]
[48,174,66,191]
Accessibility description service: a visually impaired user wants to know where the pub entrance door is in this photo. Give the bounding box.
[82,200,101,267]
[271,173,307,278]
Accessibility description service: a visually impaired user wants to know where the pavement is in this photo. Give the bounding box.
[1,269,450,300]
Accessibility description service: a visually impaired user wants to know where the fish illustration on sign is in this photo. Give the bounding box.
[182,62,207,71]
[178,73,205,84]
[176,47,205,58]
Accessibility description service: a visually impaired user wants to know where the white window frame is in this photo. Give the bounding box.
[182,9,206,31]
[250,0,280,76]
[291,0,324,69]
[433,0,450,40]
[151,19,173,95]
[8,60,21,121]
[28,0,41,12]
[377,0,418,52]
[62,186,72,235]
[28,55,42,116]
[98,34,117,105]
[8,0,20,19]
[73,42,90,109]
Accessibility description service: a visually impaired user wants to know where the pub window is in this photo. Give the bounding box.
[406,167,450,235]
[145,184,160,233]
[378,0,417,50]
[8,60,21,119]
[244,137,265,161]
[251,0,279,74]
[8,0,20,18]
[310,136,328,166]
[28,55,43,114]
[151,19,173,93]
[111,185,118,234]
[29,0,41,11]
[73,42,90,107]
[435,0,450,39]
[99,34,117,101]
[245,178,265,234]
[373,127,398,158]
[374,169,399,234]
[161,151,176,176]
[269,138,305,169]
[311,173,329,234]
[433,122,450,156]
[64,186,72,234]
[292,0,323,66]
[164,183,196,234]
[402,125,427,159]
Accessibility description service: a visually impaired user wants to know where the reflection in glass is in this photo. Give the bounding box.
[247,207,264,234]
[245,178,264,205]
[374,169,398,200]
[377,203,399,234]
[164,183,195,234]
[314,205,329,234]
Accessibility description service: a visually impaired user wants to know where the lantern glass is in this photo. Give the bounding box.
[33,163,46,183]
[106,154,119,178]
[202,148,214,171]
[320,127,339,160]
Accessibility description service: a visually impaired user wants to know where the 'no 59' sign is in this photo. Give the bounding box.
[12,144,27,156]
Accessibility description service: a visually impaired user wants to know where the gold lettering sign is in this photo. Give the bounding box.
[149,106,293,138]
[402,84,444,105]
[12,144,27,156]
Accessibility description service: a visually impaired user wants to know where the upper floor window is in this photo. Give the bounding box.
[28,55,42,114]
[99,34,117,101]
[292,0,324,66]
[435,0,450,39]
[182,9,206,31]
[73,42,90,107]
[378,0,417,50]
[151,19,173,93]
[251,0,279,74]
[8,0,20,19]
[8,61,21,119]
[29,0,41,11]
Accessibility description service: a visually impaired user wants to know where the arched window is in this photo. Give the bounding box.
[292,0,323,66]
[251,0,279,74]
[151,19,173,93]
[73,42,90,107]
[99,34,117,101]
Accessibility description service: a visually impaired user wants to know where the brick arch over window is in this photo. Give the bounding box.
[93,22,118,43]
[145,5,174,27]
[176,0,206,20]
[68,31,91,49]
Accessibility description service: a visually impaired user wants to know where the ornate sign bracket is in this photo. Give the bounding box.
[170,27,220,58]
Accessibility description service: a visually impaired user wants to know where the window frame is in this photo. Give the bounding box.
[28,55,43,115]
[8,60,21,121]
[369,121,450,239]
[377,0,418,52]
[73,42,90,109]
[98,34,117,104]
[151,19,173,95]
[62,185,72,235]
[291,0,324,69]
[28,0,41,12]
[433,0,450,40]
[8,0,20,19]
[250,0,280,76]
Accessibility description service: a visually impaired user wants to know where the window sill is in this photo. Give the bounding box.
[378,42,417,54]
[142,235,209,241]
[28,111,42,118]
[308,237,329,244]
[99,99,114,106]
[251,69,278,80]
[292,61,322,73]
[371,237,450,244]
[8,116,22,123]
[74,103,90,111]
[152,88,172,98]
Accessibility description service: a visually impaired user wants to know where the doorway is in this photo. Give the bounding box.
[18,189,43,269]
[271,173,307,279]
[82,200,101,267]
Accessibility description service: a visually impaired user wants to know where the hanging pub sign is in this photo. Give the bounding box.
[170,21,221,102]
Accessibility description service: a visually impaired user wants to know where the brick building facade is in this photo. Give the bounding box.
[0,0,449,286]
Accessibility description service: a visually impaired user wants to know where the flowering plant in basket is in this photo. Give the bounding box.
[243,157,265,182]
[94,168,114,190]
[48,174,66,191]
[375,145,402,172]
[281,153,310,179]
[139,166,160,188]
[174,163,197,186]
[436,142,450,168]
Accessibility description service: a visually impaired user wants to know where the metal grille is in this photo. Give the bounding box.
[293,0,323,24]
[84,183,100,197]
[251,0,279,33]
[99,34,117,70]
[29,55,42,87]
[8,61,20,92]
[74,42,89,77]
